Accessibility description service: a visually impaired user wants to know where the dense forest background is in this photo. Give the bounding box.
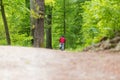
[0,0,120,51]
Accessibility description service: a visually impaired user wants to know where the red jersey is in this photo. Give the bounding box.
[59,37,66,43]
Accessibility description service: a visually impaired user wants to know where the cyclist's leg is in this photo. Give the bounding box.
[61,43,64,50]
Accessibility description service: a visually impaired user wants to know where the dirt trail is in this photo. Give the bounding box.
[0,46,120,80]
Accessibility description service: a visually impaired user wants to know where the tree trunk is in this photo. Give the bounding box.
[30,0,35,45]
[33,0,45,47]
[63,0,66,35]
[46,6,52,49]
[63,0,66,49]
[0,0,11,45]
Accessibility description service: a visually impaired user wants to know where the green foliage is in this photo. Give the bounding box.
[45,0,55,6]
[31,9,42,19]
[0,0,119,51]
[0,0,31,46]
[52,0,87,50]
[81,0,120,48]
[11,33,32,46]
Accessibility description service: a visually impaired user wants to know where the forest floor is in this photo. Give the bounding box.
[0,46,120,80]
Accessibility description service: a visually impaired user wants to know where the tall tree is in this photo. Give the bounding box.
[33,0,45,47]
[45,5,52,49]
[0,0,11,45]
[63,0,66,35]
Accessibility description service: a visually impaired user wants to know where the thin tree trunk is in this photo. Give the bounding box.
[63,0,66,49]
[63,0,66,35]
[1,0,11,45]
[46,6,52,49]
[33,0,45,47]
